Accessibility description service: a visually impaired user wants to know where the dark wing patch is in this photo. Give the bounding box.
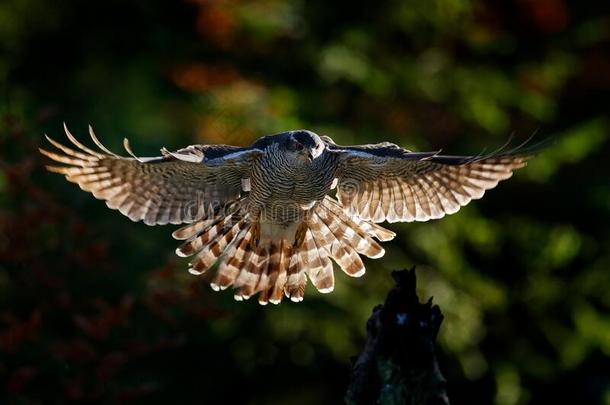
[323,139,419,159]
[190,144,252,161]
[40,125,261,225]
[250,132,291,150]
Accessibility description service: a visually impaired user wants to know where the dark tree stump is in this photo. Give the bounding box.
[346,267,450,405]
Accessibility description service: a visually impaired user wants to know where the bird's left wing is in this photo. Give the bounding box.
[327,139,535,223]
[40,125,262,225]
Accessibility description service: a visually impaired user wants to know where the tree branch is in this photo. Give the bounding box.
[346,267,450,405]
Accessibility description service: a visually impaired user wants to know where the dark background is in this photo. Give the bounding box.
[1,1,609,404]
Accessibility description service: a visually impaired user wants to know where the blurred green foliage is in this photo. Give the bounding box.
[1,0,609,404]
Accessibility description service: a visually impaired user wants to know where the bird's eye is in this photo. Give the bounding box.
[295,142,304,150]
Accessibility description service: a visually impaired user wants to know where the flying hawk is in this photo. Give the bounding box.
[40,125,535,304]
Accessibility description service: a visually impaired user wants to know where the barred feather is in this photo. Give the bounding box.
[269,241,292,304]
[334,141,533,223]
[41,124,258,225]
[284,251,307,302]
[317,197,386,258]
[234,247,268,301]
[209,225,252,291]
[303,229,334,294]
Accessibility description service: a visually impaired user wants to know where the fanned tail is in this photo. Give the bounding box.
[172,196,394,305]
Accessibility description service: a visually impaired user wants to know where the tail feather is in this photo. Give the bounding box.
[317,199,385,258]
[323,196,396,241]
[210,225,251,291]
[172,216,218,240]
[255,239,293,305]
[266,240,291,304]
[310,210,365,277]
[228,239,256,300]
[234,247,268,301]
[175,215,231,259]
[304,229,334,293]
[284,252,307,302]
[329,240,365,277]
[255,247,272,305]
[306,213,334,247]
[282,228,334,299]
[190,217,248,275]
[254,246,271,305]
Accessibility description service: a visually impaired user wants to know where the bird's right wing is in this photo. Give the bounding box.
[40,125,262,225]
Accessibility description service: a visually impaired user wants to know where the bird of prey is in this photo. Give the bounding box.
[40,125,536,305]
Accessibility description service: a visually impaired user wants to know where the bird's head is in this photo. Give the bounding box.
[285,130,325,163]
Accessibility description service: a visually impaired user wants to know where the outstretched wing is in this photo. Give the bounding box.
[40,125,262,225]
[327,139,536,223]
